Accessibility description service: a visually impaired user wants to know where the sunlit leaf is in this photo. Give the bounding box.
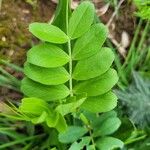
[29,23,69,43]
[72,23,108,60]
[68,1,94,39]
[21,78,70,101]
[27,43,70,68]
[24,63,70,85]
[31,111,48,124]
[81,91,117,113]
[19,97,50,116]
[73,69,118,96]
[73,47,114,80]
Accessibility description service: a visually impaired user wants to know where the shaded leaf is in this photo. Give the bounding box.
[27,43,70,68]
[93,117,121,137]
[69,137,91,150]
[73,47,114,80]
[29,23,69,43]
[72,23,108,60]
[24,63,70,85]
[68,1,94,39]
[58,126,88,143]
[96,137,124,150]
[81,91,117,113]
[21,78,70,101]
[73,69,118,96]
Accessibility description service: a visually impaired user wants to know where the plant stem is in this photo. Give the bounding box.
[66,0,73,96]
[68,40,73,96]
[122,19,143,68]
[125,135,147,145]
[87,125,96,150]
[137,20,149,52]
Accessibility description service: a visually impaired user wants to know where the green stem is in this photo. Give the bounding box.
[88,127,96,150]
[125,135,147,145]
[68,40,73,96]
[66,0,73,96]
[137,20,149,52]
[122,19,143,68]
[80,113,96,150]
[0,134,45,149]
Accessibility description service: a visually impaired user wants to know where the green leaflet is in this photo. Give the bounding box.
[93,117,121,137]
[54,114,67,133]
[73,47,114,80]
[31,111,48,124]
[24,63,70,85]
[68,1,94,39]
[73,69,118,96]
[29,23,69,43]
[72,23,108,60]
[69,137,91,150]
[81,91,117,113]
[21,78,70,101]
[46,112,60,127]
[19,97,50,116]
[96,137,124,150]
[58,126,88,143]
[27,43,70,68]
[55,96,86,116]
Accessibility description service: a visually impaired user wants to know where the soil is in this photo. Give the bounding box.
[0,0,56,65]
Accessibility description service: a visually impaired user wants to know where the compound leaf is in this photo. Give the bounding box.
[27,43,70,68]
[29,23,69,43]
[21,78,70,101]
[72,23,108,60]
[81,91,117,113]
[73,69,118,96]
[24,63,70,85]
[73,47,114,80]
[68,1,94,39]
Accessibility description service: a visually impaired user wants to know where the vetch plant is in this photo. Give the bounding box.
[1,1,122,149]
